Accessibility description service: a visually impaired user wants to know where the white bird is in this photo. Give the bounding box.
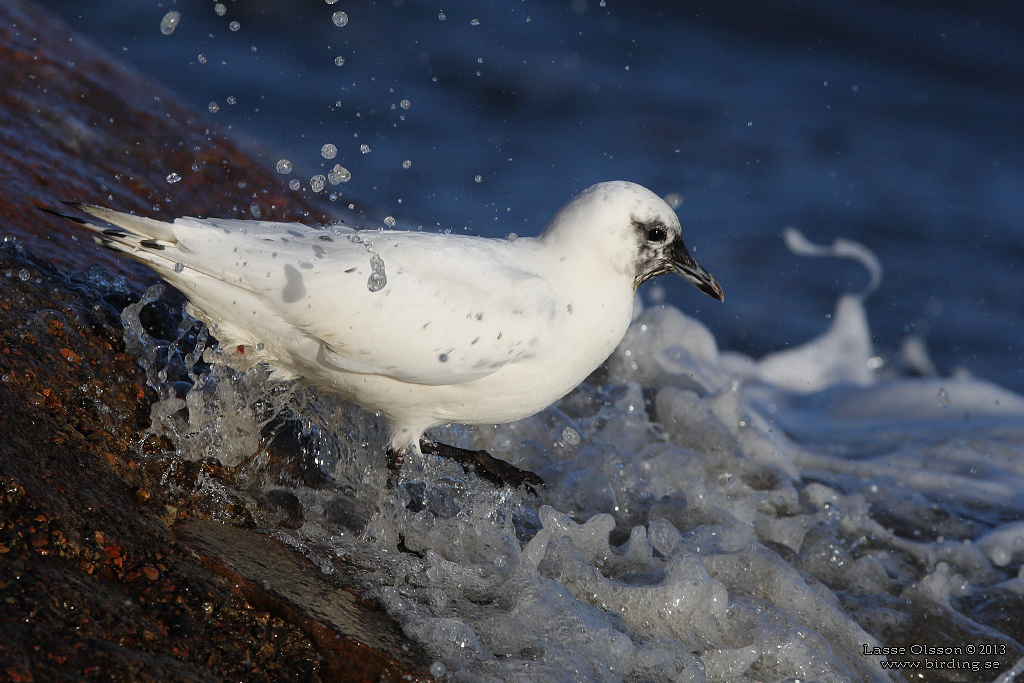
[56,182,723,491]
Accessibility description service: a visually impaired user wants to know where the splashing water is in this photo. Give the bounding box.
[327,164,350,185]
[366,253,387,292]
[120,234,1024,682]
[159,11,181,35]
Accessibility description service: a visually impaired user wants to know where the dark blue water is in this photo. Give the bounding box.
[39,0,1024,392]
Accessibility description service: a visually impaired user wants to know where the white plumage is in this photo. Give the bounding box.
[63,181,723,486]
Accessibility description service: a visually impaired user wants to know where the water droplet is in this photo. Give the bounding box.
[507,232,518,241]
[430,662,446,678]
[402,159,412,169]
[399,99,411,110]
[288,179,300,191]
[561,427,581,445]
[250,203,262,218]
[310,175,326,193]
[470,18,480,26]
[938,388,951,407]
[326,0,339,4]
[474,174,482,183]
[166,172,181,184]
[276,159,293,174]
[321,143,338,160]
[664,192,683,209]
[214,3,227,16]
[173,262,185,273]
[334,56,345,66]
[384,216,396,227]
[229,20,240,31]
[226,95,236,105]
[359,144,371,154]
[367,254,387,292]
[159,11,181,35]
[208,101,220,113]
[438,11,446,20]
[328,164,351,184]
[197,53,207,64]
[332,11,349,27]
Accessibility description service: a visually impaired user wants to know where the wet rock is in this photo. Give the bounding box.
[0,2,428,680]
[0,0,335,281]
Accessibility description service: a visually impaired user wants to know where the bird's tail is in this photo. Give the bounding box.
[45,202,178,254]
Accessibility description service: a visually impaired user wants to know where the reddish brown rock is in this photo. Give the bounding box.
[0,2,430,681]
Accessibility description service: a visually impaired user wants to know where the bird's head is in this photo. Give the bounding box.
[543,181,724,301]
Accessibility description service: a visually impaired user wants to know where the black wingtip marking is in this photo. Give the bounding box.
[139,239,165,250]
[38,206,89,225]
[102,228,130,237]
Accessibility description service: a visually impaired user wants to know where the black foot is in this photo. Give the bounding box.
[385,447,404,488]
[420,439,544,495]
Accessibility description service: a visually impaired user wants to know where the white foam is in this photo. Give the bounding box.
[123,244,1024,682]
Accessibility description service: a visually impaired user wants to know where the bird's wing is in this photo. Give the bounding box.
[76,208,559,386]
[171,218,560,385]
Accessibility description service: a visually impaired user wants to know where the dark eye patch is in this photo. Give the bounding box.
[646,227,667,243]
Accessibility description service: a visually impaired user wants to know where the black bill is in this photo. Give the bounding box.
[670,242,724,302]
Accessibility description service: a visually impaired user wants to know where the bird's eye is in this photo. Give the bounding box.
[646,227,667,243]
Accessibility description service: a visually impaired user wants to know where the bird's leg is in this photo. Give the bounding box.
[385,446,405,489]
[420,438,544,495]
[386,447,405,473]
